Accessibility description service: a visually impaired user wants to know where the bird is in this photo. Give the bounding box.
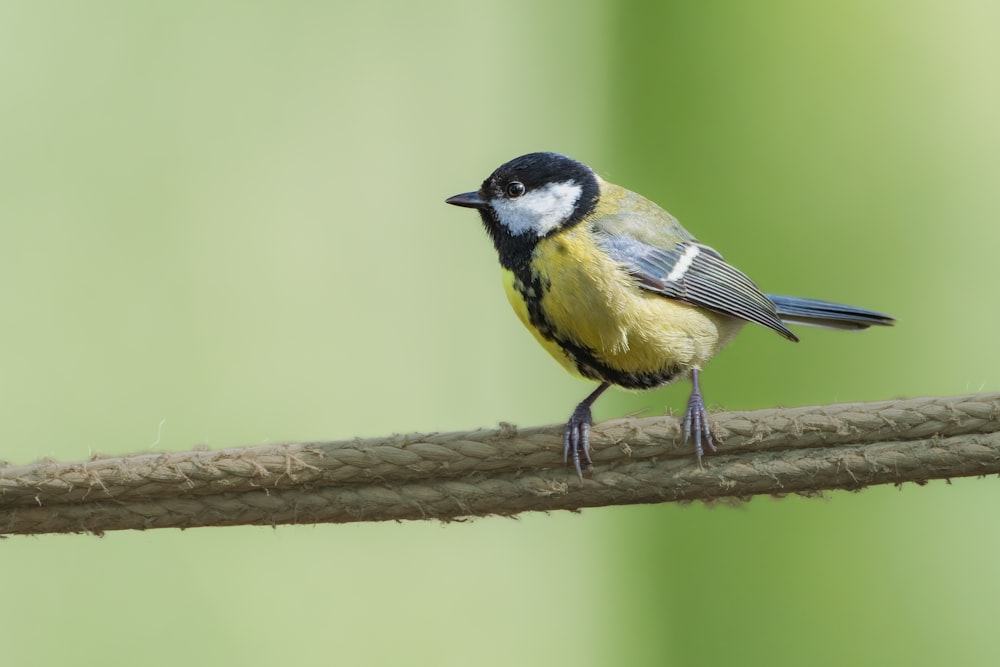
[445,152,894,478]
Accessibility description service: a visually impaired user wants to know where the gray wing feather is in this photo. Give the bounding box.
[598,234,798,341]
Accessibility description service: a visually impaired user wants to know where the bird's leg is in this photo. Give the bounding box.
[682,369,716,467]
[564,382,611,479]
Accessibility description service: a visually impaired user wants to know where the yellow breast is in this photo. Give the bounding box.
[502,224,743,388]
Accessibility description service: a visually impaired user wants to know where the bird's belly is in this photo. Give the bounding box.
[501,236,743,389]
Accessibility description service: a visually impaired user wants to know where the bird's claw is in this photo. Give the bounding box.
[683,385,715,468]
[563,403,593,480]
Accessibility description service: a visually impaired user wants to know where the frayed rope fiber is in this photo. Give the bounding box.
[1,393,998,535]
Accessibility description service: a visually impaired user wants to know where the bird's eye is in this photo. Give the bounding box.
[506,181,526,198]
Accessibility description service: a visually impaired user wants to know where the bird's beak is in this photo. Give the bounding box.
[445,191,487,209]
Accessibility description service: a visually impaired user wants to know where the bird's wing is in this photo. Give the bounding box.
[596,232,798,341]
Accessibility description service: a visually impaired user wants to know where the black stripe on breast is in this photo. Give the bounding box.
[511,269,684,390]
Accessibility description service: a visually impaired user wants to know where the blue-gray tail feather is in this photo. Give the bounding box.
[766,295,895,331]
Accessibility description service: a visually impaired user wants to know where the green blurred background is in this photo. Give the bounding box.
[2,1,998,665]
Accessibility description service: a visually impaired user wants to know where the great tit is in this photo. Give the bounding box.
[446,152,894,478]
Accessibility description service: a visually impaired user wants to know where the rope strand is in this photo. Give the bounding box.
[2,393,998,535]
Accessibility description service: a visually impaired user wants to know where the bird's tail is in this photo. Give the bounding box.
[767,294,895,331]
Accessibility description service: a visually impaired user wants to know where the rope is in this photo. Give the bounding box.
[1,393,998,535]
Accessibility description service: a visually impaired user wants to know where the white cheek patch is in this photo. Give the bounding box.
[491,181,583,236]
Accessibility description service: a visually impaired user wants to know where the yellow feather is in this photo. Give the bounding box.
[501,268,583,377]
[502,223,744,385]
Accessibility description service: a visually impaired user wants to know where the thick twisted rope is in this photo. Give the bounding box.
[1,393,998,535]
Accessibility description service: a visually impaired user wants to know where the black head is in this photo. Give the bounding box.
[445,152,600,271]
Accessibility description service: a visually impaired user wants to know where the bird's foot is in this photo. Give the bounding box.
[563,382,611,480]
[682,370,716,467]
[564,402,593,480]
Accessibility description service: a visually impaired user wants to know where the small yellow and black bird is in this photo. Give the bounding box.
[446,152,893,477]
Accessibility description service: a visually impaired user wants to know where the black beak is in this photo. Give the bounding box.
[445,191,487,209]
